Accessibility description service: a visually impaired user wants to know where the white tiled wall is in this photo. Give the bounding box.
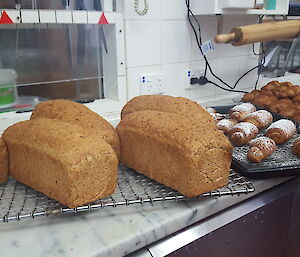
[124,1,261,104]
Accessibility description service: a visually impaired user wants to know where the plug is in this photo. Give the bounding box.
[190,77,199,85]
[190,76,208,86]
[198,76,209,85]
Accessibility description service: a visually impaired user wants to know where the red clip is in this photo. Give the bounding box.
[0,11,14,24]
[98,12,108,25]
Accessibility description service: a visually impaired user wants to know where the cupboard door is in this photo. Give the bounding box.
[167,194,293,257]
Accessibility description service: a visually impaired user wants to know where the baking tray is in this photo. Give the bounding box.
[214,104,300,178]
[0,165,254,223]
[232,133,300,178]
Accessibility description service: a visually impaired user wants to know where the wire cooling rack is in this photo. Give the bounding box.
[0,166,254,223]
[233,133,300,177]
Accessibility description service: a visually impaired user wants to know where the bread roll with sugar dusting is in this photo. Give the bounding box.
[229,122,259,146]
[216,119,238,134]
[247,137,276,163]
[292,137,300,157]
[244,110,273,130]
[229,103,256,121]
[265,119,296,144]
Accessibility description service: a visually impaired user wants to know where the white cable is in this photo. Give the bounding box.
[134,0,149,16]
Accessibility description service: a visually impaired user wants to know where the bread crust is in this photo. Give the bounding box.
[3,119,118,208]
[121,95,215,126]
[117,110,232,197]
[31,99,121,159]
[0,137,8,183]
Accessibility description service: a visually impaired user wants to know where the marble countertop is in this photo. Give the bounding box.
[0,176,293,257]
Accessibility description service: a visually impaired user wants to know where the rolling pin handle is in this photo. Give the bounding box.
[214,32,236,44]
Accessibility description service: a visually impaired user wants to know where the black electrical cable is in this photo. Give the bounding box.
[186,0,237,90]
[207,81,249,93]
[255,42,266,90]
[204,62,208,76]
[252,43,262,56]
[252,16,265,56]
[186,0,248,91]
[185,0,266,93]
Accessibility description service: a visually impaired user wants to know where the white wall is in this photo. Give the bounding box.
[123,0,261,104]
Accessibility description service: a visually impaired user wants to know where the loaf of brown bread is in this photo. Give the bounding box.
[117,110,232,197]
[0,137,8,183]
[2,119,118,208]
[31,100,121,159]
[120,95,215,127]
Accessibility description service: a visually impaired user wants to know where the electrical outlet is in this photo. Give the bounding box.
[184,68,205,90]
[139,73,165,95]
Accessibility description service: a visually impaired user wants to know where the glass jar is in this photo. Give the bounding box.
[0,69,18,109]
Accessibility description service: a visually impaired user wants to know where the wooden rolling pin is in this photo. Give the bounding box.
[214,20,300,46]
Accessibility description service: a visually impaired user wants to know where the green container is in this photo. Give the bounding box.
[0,69,18,109]
[266,0,276,10]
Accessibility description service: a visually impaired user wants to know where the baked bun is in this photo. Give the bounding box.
[292,86,300,96]
[244,110,273,130]
[292,111,300,122]
[260,90,274,97]
[206,107,216,114]
[293,95,300,104]
[229,103,256,122]
[253,95,277,109]
[280,82,293,87]
[229,122,259,146]
[261,81,280,91]
[216,119,238,134]
[279,105,296,118]
[213,113,227,122]
[269,99,292,114]
[292,137,300,157]
[242,92,254,103]
[265,119,297,144]
[247,136,276,163]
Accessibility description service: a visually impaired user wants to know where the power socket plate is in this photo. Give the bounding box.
[184,68,205,90]
[139,73,165,95]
